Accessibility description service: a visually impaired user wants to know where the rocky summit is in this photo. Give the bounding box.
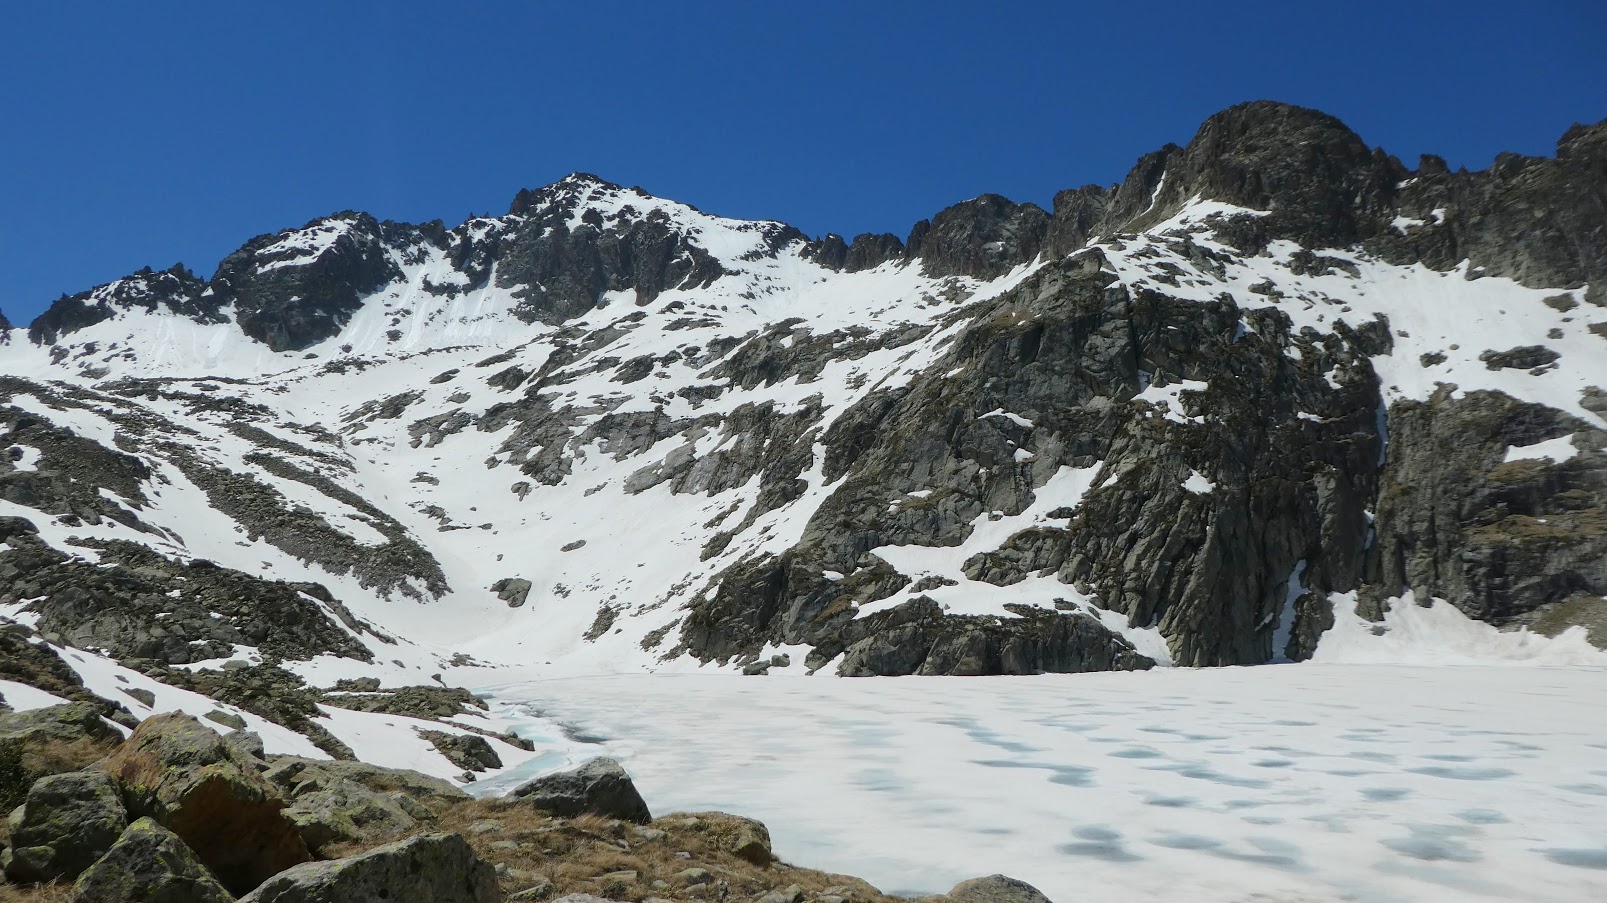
[0,99,1604,897]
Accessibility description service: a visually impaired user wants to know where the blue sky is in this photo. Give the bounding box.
[2,1,1603,323]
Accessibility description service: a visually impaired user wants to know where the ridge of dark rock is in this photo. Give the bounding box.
[23,102,1605,348]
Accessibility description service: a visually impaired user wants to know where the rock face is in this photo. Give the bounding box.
[72,816,234,903]
[237,832,499,903]
[1369,388,1607,625]
[97,712,311,894]
[511,756,652,823]
[2,770,128,883]
[215,213,408,351]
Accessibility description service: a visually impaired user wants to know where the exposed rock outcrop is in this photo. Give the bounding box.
[510,756,652,824]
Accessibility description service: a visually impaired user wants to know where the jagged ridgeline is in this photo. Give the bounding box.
[0,100,1604,694]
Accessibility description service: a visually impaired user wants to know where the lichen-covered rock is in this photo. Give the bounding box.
[237,832,498,903]
[2,770,128,883]
[263,756,468,850]
[510,756,651,824]
[947,874,1055,903]
[72,816,234,903]
[97,712,310,894]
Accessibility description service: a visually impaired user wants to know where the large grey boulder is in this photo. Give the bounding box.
[509,756,651,823]
[73,816,234,903]
[97,712,310,894]
[3,770,128,883]
[263,756,469,851]
[948,874,1055,903]
[237,832,497,903]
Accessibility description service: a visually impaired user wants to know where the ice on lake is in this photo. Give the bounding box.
[474,664,1607,903]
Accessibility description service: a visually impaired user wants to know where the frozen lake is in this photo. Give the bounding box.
[475,664,1607,903]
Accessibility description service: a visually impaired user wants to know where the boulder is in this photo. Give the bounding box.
[97,712,310,894]
[263,757,469,812]
[72,816,233,903]
[510,756,651,823]
[725,815,774,865]
[2,770,127,883]
[0,701,124,748]
[947,874,1055,903]
[237,832,497,903]
[491,577,533,608]
[263,756,470,851]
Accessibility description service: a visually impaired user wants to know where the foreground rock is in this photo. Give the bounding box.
[238,832,498,903]
[947,874,1056,903]
[510,756,652,823]
[264,756,469,851]
[97,711,310,894]
[72,816,234,903]
[2,770,127,883]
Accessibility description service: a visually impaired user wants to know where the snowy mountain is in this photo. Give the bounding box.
[2,101,1605,781]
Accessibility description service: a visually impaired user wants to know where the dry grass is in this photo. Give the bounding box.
[328,797,904,902]
[19,736,111,777]
[0,883,74,903]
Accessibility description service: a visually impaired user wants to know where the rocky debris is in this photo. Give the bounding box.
[321,683,488,720]
[2,770,128,883]
[0,621,110,707]
[72,816,234,903]
[237,831,498,903]
[97,712,312,894]
[154,663,354,761]
[0,405,153,530]
[162,442,447,601]
[946,874,1056,903]
[418,729,503,773]
[492,577,533,607]
[1,535,376,666]
[511,756,652,824]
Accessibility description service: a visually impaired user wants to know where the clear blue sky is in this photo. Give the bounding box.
[3,1,1603,323]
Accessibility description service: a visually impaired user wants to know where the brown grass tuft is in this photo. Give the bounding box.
[0,882,75,903]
